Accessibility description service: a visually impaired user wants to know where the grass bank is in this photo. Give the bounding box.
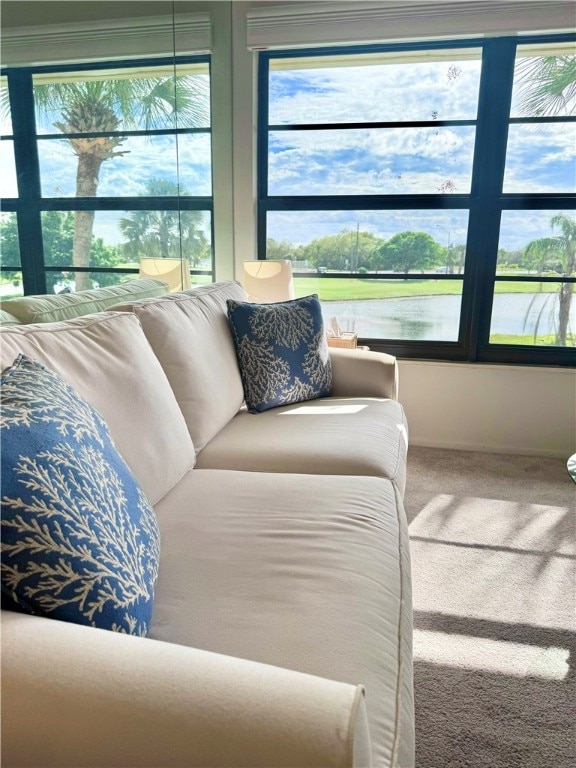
[294,277,559,301]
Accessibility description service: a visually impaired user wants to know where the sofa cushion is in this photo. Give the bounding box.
[0,309,21,326]
[113,282,246,452]
[196,396,409,496]
[1,279,168,324]
[0,312,195,506]
[1,355,160,636]
[150,469,414,768]
[226,295,332,414]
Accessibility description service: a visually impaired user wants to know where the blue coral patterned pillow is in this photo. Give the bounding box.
[227,294,332,413]
[0,355,160,636]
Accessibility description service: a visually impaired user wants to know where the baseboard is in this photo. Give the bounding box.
[408,437,572,460]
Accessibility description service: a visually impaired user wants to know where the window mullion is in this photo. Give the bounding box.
[257,54,270,259]
[463,38,517,361]
[7,69,46,294]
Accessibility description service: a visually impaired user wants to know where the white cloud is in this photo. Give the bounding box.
[269,57,481,125]
[269,162,472,196]
[499,209,575,251]
[271,125,471,159]
[268,126,474,195]
[34,132,212,198]
[503,123,575,193]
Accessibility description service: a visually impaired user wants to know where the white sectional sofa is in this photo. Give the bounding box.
[1,281,413,768]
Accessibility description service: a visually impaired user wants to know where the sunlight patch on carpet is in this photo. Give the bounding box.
[414,628,569,680]
[408,494,573,554]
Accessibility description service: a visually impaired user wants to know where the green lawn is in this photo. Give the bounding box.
[2,274,560,303]
[293,277,559,301]
[490,333,575,347]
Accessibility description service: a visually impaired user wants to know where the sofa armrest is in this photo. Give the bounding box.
[1,611,372,768]
[329,347,399,400]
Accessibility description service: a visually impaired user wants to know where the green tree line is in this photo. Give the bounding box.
[0,180,211,293]
[267,229,460,273]
[0,211,121,293]
[266,222,572,276]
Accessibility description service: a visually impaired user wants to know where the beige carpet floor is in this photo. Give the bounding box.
[404,446,575,768]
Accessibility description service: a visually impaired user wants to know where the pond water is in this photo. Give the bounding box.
[321,293,576,342]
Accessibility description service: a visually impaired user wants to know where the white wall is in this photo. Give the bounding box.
[399,361,576,459]
[2,1,575,457]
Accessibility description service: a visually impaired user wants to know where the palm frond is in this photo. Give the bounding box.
[550,212,576,241]
[534,294,557,345]
[515,55,576,116]
[135,76,210,129]
[34,82,91,112]
[524,236,562,273]
[522,293,538,335]
[0,81,11,125]
[34,75,209,132]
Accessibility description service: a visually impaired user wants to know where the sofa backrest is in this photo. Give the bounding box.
[1,279,168,325]
[0,312,195,506]
[113,281,246,452]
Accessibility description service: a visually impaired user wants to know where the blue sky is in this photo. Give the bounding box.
[35,133,212,200]
[1,51,574,253]
[267,55,480,198]
[265,50,575,250]
[268,126,476,196]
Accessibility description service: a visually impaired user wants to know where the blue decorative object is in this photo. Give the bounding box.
[227,294,332,413]
[0,355,160,636]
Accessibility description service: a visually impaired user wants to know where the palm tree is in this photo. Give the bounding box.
[33,72,208,290]
[119,179,209,267]
[524,213,576,346]
[515,51,575,346]
[514,54,576,116]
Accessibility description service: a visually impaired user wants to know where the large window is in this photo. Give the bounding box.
[258,36,576,365]
[0,56,213,297]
